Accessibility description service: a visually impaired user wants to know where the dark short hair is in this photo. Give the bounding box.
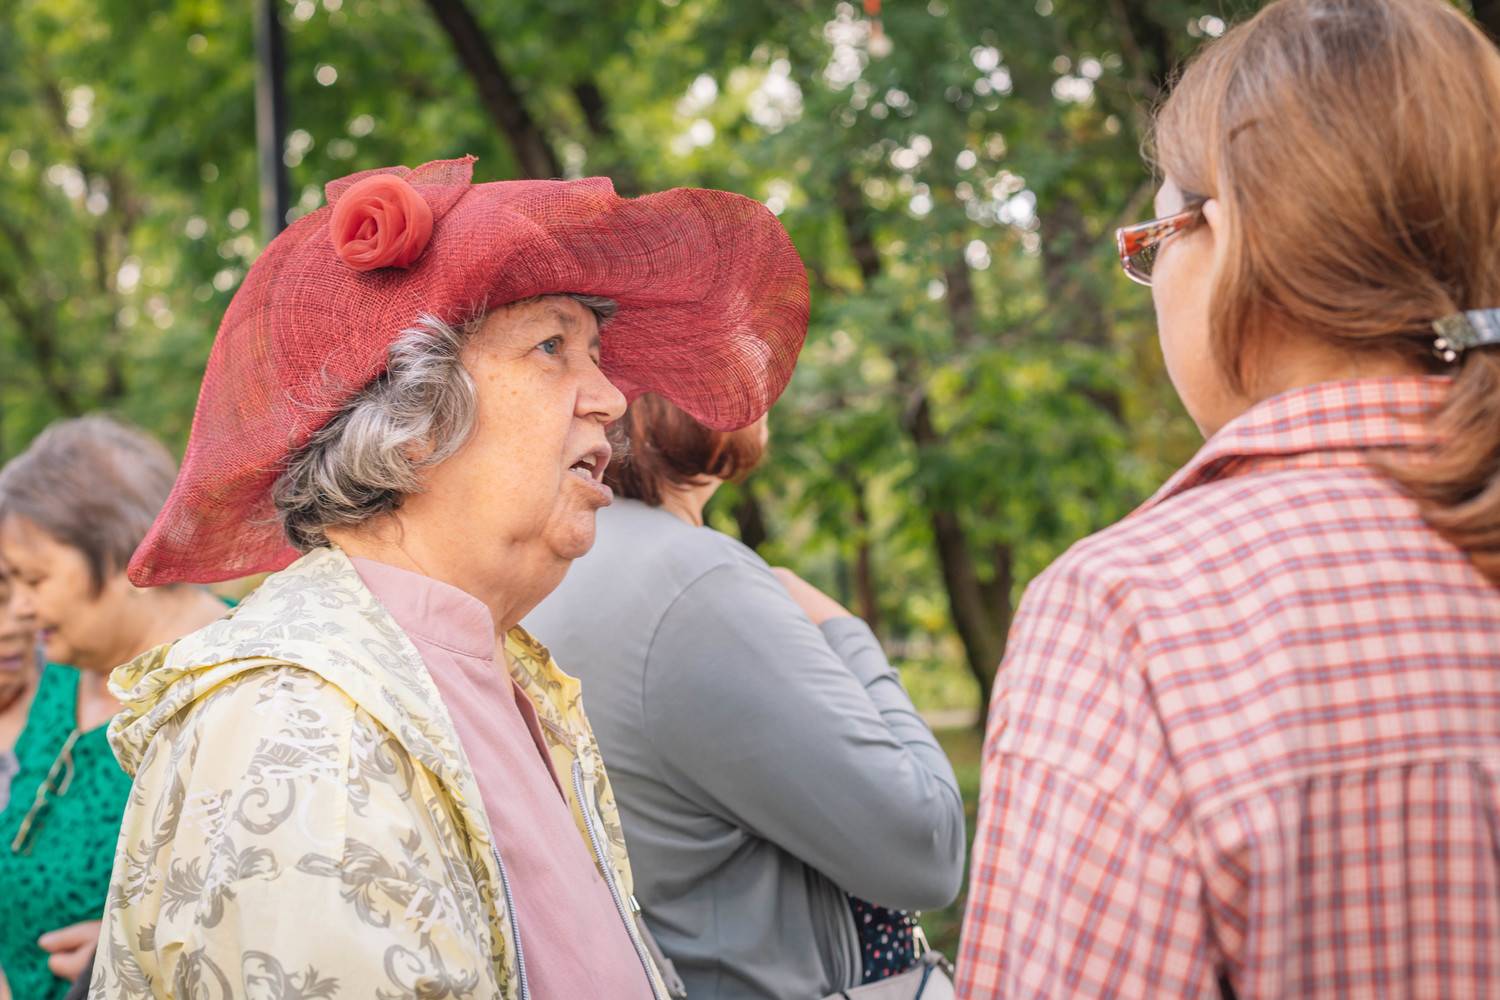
[0,416,178,592]
[605,393,767,506]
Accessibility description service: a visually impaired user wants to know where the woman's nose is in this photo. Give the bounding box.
[8,583,38,622]
[583,366,628,423]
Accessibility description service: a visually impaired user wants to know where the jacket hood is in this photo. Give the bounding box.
[106,634,272,776]
[107,546,471,788]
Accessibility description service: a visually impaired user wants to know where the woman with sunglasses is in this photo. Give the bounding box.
[0,417,229,1000]
[958,0,1500,996]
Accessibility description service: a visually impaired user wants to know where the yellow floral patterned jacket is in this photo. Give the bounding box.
[88,546,664,999]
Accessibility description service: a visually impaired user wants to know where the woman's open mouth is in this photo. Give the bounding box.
[566,445,614,504]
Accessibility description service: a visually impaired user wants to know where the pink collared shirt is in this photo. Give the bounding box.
[958,377,1500,998]
[352,557,653,1000]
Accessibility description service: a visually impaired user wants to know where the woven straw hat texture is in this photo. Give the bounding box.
[129,158,809,585]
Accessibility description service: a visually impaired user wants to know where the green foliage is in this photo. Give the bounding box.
[0,0,1245,711]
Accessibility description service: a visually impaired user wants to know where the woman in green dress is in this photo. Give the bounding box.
[0,559,42,815]
[0,417,228,1000]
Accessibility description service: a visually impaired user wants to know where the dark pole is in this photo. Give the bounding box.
[254,0,291,241]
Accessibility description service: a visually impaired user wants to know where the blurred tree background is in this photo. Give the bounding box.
[5,0,1495,722]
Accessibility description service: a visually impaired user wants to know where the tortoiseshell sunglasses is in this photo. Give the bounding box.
[1115,199,1206,286]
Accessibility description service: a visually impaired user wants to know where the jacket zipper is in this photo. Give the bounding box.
[491,844,530,1000]
[572,753,667,1000]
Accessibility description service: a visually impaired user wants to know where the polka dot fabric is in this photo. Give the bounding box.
[849,895,918,983]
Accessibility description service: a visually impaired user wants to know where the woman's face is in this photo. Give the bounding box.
[400,296,627,581]
[0,516,132,673]
[0,563,39,710]
[1150,177,1243,438]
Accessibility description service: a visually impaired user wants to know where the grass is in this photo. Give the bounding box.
[922,724,984,958]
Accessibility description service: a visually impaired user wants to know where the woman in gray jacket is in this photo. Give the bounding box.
[526,394,966,1000]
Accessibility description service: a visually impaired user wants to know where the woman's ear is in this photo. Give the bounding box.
[1201,197,1232,277]
[401,439,437,467]
[1201,197,1224,239]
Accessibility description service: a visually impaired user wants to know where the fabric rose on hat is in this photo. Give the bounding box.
[329,174,435,271]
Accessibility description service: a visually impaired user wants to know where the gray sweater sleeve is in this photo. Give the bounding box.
[640,560,966,911]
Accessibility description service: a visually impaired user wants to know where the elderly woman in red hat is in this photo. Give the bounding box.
[85,158,807,1000]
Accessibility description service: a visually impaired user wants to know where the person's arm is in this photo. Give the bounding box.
[642,560,965,910]
[773,568,961,815]
[955,561,1217,999]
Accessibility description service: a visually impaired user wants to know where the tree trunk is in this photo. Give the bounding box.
[1476,0,1500,40]
[0,220,81,414]
[835,171,1009,704]
[732,483,769,552]
[942,256,978,349]
[904,393,1008,709]
[1109,0,1177,100]
[423,0,561,179]
[852,482,880,633]
[572,79,639,194]
[835,170,882,285]
[976,543,1016,712]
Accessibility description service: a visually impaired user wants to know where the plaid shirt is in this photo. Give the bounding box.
[957,377,1500,998]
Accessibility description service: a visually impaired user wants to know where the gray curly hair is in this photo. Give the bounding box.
[272,294,617,551]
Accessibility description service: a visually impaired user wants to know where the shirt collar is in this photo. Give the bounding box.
[1142,375,1451,511]
[349,556,497,659]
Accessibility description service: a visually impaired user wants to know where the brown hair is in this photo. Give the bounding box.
[605,393,767,506]
[0,416,178,592]
[1153,0,1500,583]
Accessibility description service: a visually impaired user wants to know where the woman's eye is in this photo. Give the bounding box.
[538,337,563,356]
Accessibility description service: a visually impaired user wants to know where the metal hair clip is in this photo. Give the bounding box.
[1432,309,1500,364]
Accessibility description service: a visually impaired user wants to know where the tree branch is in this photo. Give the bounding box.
[572,78,640,193]
[0,219,80,414]
[573,80,612,140]
[422,0,562,179]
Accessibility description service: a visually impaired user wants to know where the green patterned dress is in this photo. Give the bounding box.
[0,665,132,1000]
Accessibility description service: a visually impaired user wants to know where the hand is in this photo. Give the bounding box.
[37,920,100,982]
[769,567,853,626]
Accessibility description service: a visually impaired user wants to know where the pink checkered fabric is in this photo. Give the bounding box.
[957,377,1500,998]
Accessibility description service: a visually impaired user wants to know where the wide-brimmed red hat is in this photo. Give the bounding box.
[129,157,809,586]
